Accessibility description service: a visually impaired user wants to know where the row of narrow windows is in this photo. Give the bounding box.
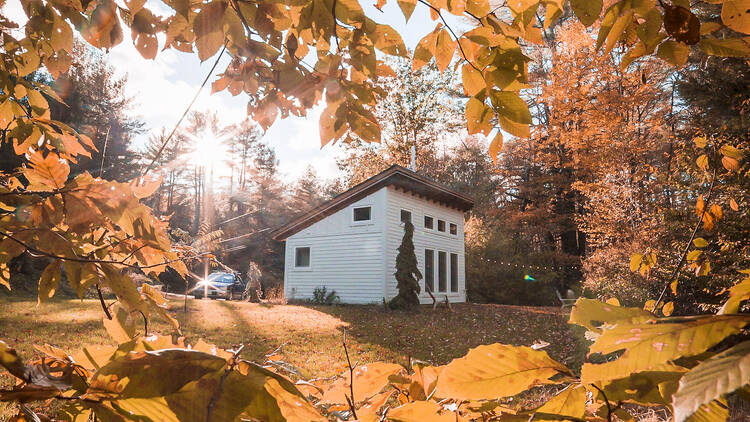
[400,210,457,235]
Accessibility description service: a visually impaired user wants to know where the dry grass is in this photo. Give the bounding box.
[0,297,585,381]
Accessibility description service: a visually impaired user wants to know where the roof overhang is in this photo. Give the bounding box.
[271,165,473,241]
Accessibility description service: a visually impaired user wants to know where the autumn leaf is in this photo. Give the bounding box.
[23,151,70,191]
[434,343,572,400]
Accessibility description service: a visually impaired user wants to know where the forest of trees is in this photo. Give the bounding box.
[2,16,746,311]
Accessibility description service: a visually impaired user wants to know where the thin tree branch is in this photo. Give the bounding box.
[342,328,358,420]
[97,284,113,320]
[415,0,481,72]
[142,44,227,177]
[654,161,718,310]
[590,384,613,422]
[206,344,245,422]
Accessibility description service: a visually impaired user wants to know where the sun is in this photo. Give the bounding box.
[187,128,228,169]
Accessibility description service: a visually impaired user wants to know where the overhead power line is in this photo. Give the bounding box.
[142,45,227,177]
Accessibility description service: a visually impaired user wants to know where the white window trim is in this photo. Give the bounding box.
[351,204,374,226]
[436,249,449,294]
[293,246,313,271]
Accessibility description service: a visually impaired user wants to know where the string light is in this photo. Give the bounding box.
[479,257,581,271]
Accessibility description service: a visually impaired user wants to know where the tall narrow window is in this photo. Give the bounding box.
[400,209,411,224]
[424,249,434,293]
[353,206,371,221]
[295,247,310,268]
[450,253,458,292]
[424,216,434,229]
[438,251,447,292]
[449,223,457,236]
[437,220,446,232]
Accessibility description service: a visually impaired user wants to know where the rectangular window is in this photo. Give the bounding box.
[425,249,434,293]
[353,206,371,222]
[437,220,446,232]
[295,247,310,268]
[450,253,458,292]
[438,251,447,292]
[400,209,411,224]
[450,223,457,235]
[424,216,434,230]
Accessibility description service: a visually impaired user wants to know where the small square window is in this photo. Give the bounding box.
[449,223,457,235]
[400,210,411,224]
[353,206,371,221]
[424,216,434,229]
[437,220,446,232]
[295,247,310,267]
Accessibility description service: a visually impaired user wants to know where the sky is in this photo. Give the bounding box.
[2,0,470,182]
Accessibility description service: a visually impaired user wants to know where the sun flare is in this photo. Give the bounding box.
[187,129,228,169]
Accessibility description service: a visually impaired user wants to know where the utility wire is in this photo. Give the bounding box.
[142,45,227,177]
[217,227,272,244]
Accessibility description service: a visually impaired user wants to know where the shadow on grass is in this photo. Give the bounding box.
[306,302,586,371]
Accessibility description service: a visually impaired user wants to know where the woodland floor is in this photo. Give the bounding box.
[0,296,586,381]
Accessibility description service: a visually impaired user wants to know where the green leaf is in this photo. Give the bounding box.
[698,37,750,57]
[434,343,572,400]
[673,341,750,422]
[581,315,750,384]
[570,0,602,26]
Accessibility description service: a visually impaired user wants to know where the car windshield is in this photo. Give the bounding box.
[206,272,235,284]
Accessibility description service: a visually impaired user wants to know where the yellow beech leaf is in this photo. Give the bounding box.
[319,362,403,404]
[662,301,675,316]
[434,29,457,71]
[466,96,494,135]
[581,315,750,384]
[465,0,490,16]
[397,0,417,21]
[605,297,620,306]
[722,0,750,34]
[434,343,572,400]
[699,37,750,57]
[194,1,227,61]
[489,131,503,163]
[38,261,62,303]
[693,238,709,248]
[718,274,750,314]
[673,341,750,422]
[461,63,485,97]
[388,400,456,422]
[696,154,709,171]
[23,151,70,191]
[693,136,708,148]
[413,25,440,70]
[570,0,602,26]
[533,384,586,419]
[657,40,690,66]
[0,262,10,290]
[722,156,740,171]
[630,253,643,272]
[569,298,653,333]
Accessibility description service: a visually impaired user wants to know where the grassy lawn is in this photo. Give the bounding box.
[0,297,586,382]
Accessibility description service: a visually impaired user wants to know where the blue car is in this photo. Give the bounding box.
[193,272,245,300]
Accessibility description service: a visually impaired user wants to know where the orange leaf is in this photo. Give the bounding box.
[23,151,70,191]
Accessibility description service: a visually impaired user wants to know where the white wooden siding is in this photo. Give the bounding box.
[283,188,387,304]
[384,186,466,304]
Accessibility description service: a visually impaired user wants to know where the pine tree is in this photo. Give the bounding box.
[389,220,422,310]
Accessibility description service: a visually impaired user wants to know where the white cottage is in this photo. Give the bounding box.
[271,165,474,304]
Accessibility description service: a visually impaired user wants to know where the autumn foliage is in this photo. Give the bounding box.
[1,0,750,419]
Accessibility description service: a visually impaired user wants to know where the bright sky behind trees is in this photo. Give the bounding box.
[1,0,468,181]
